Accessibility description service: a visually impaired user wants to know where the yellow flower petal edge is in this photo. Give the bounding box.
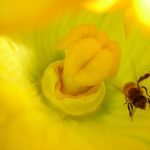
[83,0,130,13]
[0,0,87,32]
[41,61,105,116]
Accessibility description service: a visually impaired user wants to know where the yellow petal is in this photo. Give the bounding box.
[133,0,150,28]
[0,0,87,32]
[83,0,130,13]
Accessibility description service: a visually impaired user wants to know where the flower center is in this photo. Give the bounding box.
[41,24,121,116]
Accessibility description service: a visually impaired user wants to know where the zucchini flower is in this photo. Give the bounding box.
[0,1,150,150]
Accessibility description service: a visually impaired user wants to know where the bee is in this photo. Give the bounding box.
[123,73,150,119]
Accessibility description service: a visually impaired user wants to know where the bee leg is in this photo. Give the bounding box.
[138,73,150,87]
[141,86,150,97]
[127,103,134,120]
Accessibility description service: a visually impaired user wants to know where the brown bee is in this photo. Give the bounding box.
[123,73,150,119]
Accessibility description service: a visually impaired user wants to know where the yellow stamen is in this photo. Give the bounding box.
[59,24,121,94]
[41,61,106,116]
[41,24,121,116]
